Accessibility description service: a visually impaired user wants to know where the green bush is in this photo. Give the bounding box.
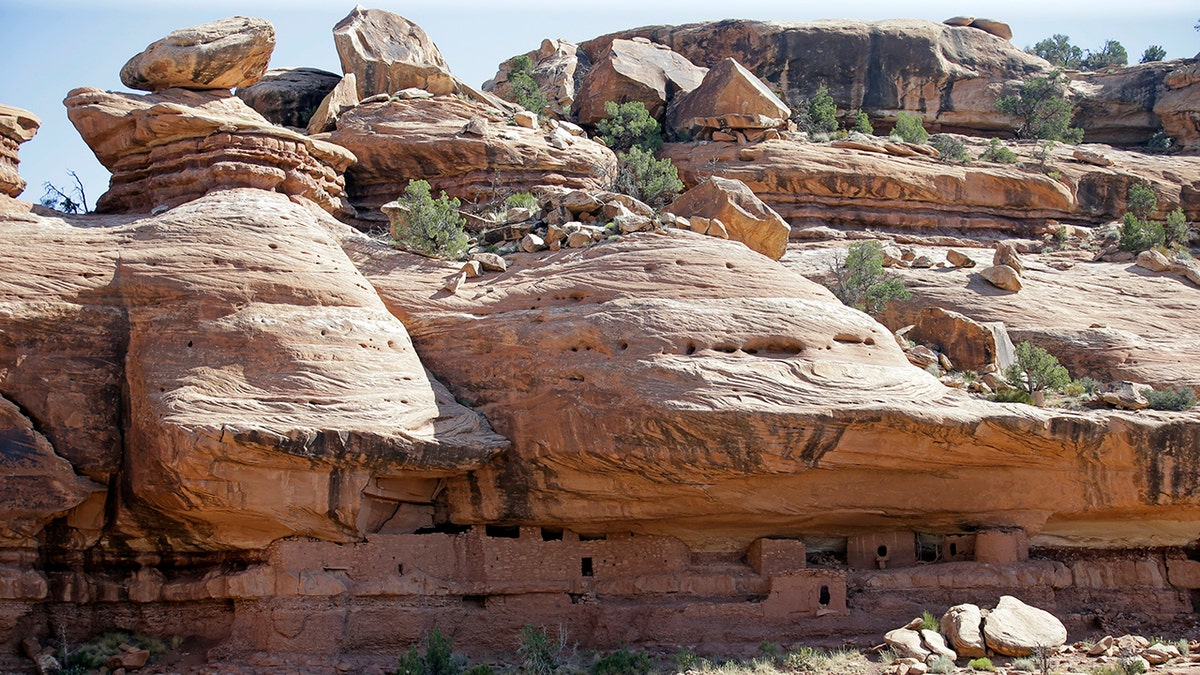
[517,625,570,675]
[892,112,929,144]
[391,180,469,260]
[505,55,547,113]
[592,646,652,675]
[1082,40,1128,70]
[793,85,838,134]
[1165,207,1189,246]
[827,240,912,316]
[505,191,539,211]
[1029,34,1084,69]
[596,101,662,153]
[968,657,996,671]
[396,627,461,675]
[613,146,683,210]
[1148,130,1175,151]
[919,610,940,631]
[1141,45,1167,63]
[851,110,874,134]
[1146,387,1197,411]
[931,134,969,163]
[1004,341,1070,394]
[1127,182,1157,219]
[980,138,1018,163]
[991,389,1036,405]
[996,72,1084,142]
[1119,213,1166,252]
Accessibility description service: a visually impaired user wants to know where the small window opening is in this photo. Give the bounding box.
[397,564,404,575]
[485,524,520,539]
[819,585,831,606]
[581,557,594,577]
[876,545,888,558]
[949,543,958,556]
[541,528,563,541]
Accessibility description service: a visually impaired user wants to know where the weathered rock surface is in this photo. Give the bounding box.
[120,16,275,92]
[235,67,342,128]
[941,604,987,658]
[980,264,1022,291]
[665,176,790,259]
[1097,381,1153,410]
[1072,58,1200,147]
[306,73,359,134]
[1157,60,1200,148]
[0,104,39,198]
[333,6,455,98]
[324,96,616,216]
[666,57,789,136]
[486,39,591,117]
[65,86,355,218]
[982,595,1068,656]
[884,627,930,660]
[574,38,707,126]
[898,306,1015,373]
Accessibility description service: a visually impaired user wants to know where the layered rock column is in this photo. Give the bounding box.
[0,105,39,198]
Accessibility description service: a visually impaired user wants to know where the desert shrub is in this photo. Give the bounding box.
[1147,130,1175,151]
[1165,207,1189,246]
[996,72,1084,142]
[876,648,900,665]
[1119,213,1166,252]
[1029,34,1084,69]
[929,656,956,674]
[613,146,683,210]
[1004,341,1070,394]
[1082,40,1128,70]
[592,646,652,675]
[518,625,571,675]
[392,180,469,260]
[968,657,996,671]
[785,648,867,675]
[980,138,1018,163]
[793,85,838,134]
[1176,639,1191,657]
[504,55,547,113]
[931,134,969,163]
[596,101,662,153]
[63,632,170,670]
[1011,658,1037,672]
[1146,387,1198,411]
[505,191,538,211]
[395,627,461,675]
[40,170,89,214]
[851,110,874,134]
[1127,182,1158,219]
[893,112,929,144]
[673,647,702,671]
[992,389,1036,405]
[463,667,494,675]
[1141,45,1167,63]
[919,610,940,631]
[827,240,912,316]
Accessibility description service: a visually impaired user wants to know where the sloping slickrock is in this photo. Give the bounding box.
[120,16,275,92]
[661,138,1200,235]
[665,176,790,259]
[0,395,100,546]
[666,57,790,135]
[582,19,1051,134]
[982,595,1068,656]
[112,189,507,550]
[65,86,355,218]
[235,67,342,128]
[0,104,39,198]
[347,230,1200,551]
[324,96,616,215]
[333,6,455,98]
[574,38,707,126]
[486,39,591,117]
[941,604,987,658]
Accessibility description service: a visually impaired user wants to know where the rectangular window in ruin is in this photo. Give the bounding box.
[819,585,831,606]
[541,527,564,541]
[581,557,594,577]
[485,524,520,539]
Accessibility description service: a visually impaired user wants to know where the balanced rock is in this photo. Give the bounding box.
[236,67,341,128]
[120,16,275,92]
[982,595,1067,657]
[665,176,790,260]
[993,241,1024,275]
[0,104,39,198]
[667,57,790,135]
[65,87,355,218]
[574,38,707,125]
[306,73,360,134]
[941,604,987,658]
[486,39,590,117]
[980,264,1022,291]
[968,18,1013,40]
[333,6,455,98]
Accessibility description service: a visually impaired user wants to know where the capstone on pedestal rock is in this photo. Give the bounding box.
[120,16,275,92]
[0,104,39,198]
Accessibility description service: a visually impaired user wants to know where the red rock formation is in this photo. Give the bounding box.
[665,176,791,259]
[235,67,342,128]
[0,105,38,198]
[485,39,591,117]
[120,16,276,92]
[333,6,455,98]
[574,38,707,126]
[65,87,356,218]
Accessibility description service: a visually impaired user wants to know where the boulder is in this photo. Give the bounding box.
[993,242,1024,275]
[65,87,355,218]
[941,604,987,658]
[1172,260,1200,287]
[106,648,150,670]
[968,18,1013,40]
[1097,381,1153,410]
[982,595,1067,657]
[921,629,958,661]
[486,39,591,117]
[885,628,931,660]
[943,16,974,26]
[1142,644,1181,665]
[470,252,507,272]
[120,16,275,92]
[0,104,39,198]
[665,176,790,260]
[980,264,1022,291]
[306,73,360,134]
[946,249,976,268]
[325,96,616,216]
[574,38,707,126]
[904,307,1014,373]
[666,58,790,135]
[236,67,342,128]
[333,7,455,98]
[1136,249,1172,273]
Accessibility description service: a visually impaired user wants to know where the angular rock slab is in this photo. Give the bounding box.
[665,176,790,260]
[120,16,275,92]
[575,38,707,125]
[941,603,987,658]
[667,57,790,134]
[236,67,342,128]
[982,595,1067,657]
[333,6,455,98]
[486,38,590,117]
[0,104,39,198]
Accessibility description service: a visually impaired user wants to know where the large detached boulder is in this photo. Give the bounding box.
[982,595,1068,657]
[666,176,790,259]
[574,38,707,126]
[0,104,39,198]
[333,6,455,98]
[486,39,591,117]
[120,16,275,92]
[667,57,790,136]
[941,603,987,658]
[236,67,342,128]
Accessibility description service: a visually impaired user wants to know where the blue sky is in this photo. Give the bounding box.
[1,0,1197,209]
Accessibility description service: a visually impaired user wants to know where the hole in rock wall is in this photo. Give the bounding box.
[541,528,563,541]
[485,525,520,539]
[581,557,594,577]
[462,595,486,609]
[877,545,888,558]
[819,585,831,606]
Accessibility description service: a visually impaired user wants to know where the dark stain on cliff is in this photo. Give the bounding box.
[1133,422,1200,504]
